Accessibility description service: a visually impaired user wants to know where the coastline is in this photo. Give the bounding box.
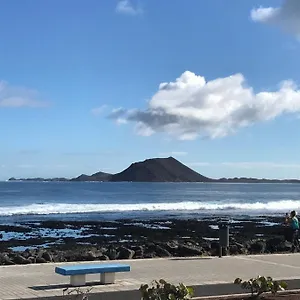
[0,216,292,265]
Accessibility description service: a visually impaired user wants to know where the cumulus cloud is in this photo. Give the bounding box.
[108,71,300,140]
[0,80,47,108]
[116,0,142,16]
[250,0,300,39]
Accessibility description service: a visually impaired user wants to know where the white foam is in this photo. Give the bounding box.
[0,200,299,216]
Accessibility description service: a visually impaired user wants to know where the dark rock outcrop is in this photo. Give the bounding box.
[0,253,14,265]
[249,240,266,254]
[117,246,135,259]
[13,254,31,264]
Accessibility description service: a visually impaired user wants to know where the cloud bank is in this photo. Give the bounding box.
[250,0,300,39]
[0,80,47,108]
[116,0,142,16]
[108,71,300,140]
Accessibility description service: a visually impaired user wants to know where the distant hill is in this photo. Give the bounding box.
[110,157,212,182]
[70,171,112,182]
[8,177,68,182]
[217,177,300,183]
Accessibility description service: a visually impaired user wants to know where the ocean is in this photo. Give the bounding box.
[0,181,299,223]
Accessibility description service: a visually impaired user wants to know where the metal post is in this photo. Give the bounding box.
[219,223,229,258]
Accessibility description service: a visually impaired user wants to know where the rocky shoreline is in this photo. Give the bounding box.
[0,216,293,265]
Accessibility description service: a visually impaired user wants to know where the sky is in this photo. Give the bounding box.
[1,0,300,180]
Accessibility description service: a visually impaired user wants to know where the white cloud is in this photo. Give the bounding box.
[250,0,300,39]
[108,71,300,140]
[91,105,107,116]
[116,0,142,16]
[159,151,188,157]
[0,80,47,108]
[187,162,211,167]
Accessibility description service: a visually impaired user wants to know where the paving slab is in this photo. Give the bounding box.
[1,254,300,300]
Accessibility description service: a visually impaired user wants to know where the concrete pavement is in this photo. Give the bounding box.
[1,254,300,299]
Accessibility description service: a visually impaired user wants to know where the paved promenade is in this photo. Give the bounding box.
[1,254,300,299]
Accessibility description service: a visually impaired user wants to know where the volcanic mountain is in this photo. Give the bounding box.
[110,157,212,182]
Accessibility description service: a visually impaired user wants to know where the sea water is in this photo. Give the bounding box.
[0,181,299,222]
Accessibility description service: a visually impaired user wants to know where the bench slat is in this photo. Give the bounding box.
[55,263,130,276]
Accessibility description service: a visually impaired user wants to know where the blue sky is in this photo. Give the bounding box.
[1,0,300,180]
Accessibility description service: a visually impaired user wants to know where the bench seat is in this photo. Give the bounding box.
[55,263,130,286]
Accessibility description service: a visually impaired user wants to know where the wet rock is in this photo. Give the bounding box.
[35,257,47,263]
[210,247,227,256]
[201,242,211,252]
[164,241,179,254]
[143,252,156,259]
[28,256,36,263]
[154,244,172,257]
[52,253,67,262]
[277,241,293,252]
[0,216,295,265]
[86,250,99,260]
[266,237,285,253]
[42,251,53,262]
[117,246,135,259]
[0,253,14,265]
[234,242,245,250]
[210,241,219,250]
[106,246,118,260]
[230,242,247,255]
[13,254,31,264]
[145,243,171,257]
[249,240,266,254]
[132,245,144,259]
[98,254,109,260]
[177,244,203,256]
[229,244,239,255]
[79,249,102,261]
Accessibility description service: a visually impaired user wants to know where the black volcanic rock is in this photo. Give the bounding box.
[71,171,112,182]
[110,157,212,182]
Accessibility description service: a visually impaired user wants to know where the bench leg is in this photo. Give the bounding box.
[70,274,86,286]
[100,272,115,284]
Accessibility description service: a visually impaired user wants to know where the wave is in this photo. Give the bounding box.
[0,200,300,216]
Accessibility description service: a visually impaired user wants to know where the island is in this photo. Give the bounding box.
[8,157,300,183]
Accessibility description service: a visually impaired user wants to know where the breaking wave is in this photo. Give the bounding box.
[0,200,300,216]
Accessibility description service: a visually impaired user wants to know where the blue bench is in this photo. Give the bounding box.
[55,263,131,286]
